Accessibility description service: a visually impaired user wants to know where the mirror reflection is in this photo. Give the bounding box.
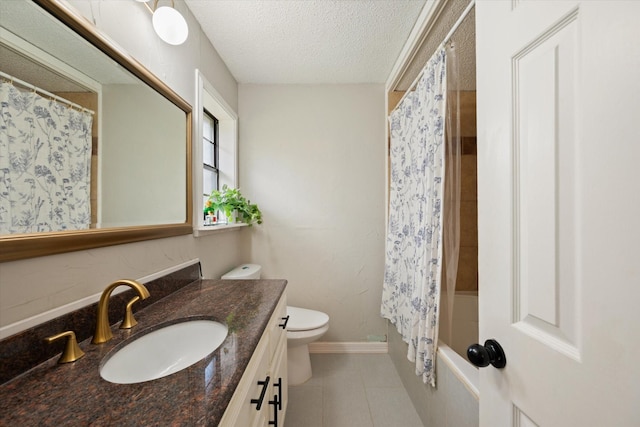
[0,0,187,236]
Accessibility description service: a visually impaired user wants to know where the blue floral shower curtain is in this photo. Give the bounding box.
[0,81,93,234]
[382,47,447,386]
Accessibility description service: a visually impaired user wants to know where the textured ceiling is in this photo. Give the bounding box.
[185,0,427,84]
[395,0,475,91]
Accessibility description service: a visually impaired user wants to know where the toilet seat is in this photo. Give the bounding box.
[287,306,329,331]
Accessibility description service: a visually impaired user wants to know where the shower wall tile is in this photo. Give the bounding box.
[462,138,477,155]
[454,294,479,320]
[451,320,479,358]
[457,246,479,292]
[461,154,478,201]
[460,200,478,247]
[459,151,478,292]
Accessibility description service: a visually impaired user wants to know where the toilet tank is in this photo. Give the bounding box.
[221,264,262,279]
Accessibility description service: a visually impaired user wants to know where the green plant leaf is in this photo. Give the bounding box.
[206,185,263,225]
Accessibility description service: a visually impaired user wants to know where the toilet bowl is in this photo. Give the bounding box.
[221,264,330,385]
[286,306,329,385]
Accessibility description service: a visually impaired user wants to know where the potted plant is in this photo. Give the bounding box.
[205,185,263,226]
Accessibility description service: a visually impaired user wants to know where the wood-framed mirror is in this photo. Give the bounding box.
[0,0,193,262]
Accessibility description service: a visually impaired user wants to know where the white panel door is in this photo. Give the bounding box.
[476,1,640,425]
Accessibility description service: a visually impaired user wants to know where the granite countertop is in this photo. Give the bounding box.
[0,279,287,426]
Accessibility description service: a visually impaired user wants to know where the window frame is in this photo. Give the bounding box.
[193,69,239,234]
[202,109,219,210]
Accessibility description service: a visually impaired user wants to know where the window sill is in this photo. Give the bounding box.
[193,222,248,237]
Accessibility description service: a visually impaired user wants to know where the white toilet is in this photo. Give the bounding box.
[221,264,329,385]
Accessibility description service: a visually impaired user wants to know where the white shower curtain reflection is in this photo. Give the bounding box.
[0,81,93,234]
[382,46,447,386]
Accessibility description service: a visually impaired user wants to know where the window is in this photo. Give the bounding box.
[194,69,238,233]
[202,110,219,213]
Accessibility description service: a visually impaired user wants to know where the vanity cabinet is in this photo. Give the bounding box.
[0,278,288,425]
[268,296,288,427]
[219,293,288,427]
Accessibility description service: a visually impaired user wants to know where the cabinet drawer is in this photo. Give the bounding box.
[219,337,270,427]
[219,292,287,427]
[268,294,288,362]
[269,334,288,427]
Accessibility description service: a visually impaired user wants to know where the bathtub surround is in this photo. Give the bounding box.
[455,137,478,294]
[439,291,478,361]
[440,94,478,358]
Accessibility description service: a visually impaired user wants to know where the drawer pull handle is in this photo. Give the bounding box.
[274,377,283,410]
[279,315,290,329]
[251,376,270,410]
[269,394,280,426]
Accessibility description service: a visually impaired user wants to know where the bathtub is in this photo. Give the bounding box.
[389,321,479,426]
[438,341,479,399]
[438,291,479,398]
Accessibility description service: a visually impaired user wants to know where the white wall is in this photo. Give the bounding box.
[0,0,241,329]
[100,84,186,227]
[238,84,387,342]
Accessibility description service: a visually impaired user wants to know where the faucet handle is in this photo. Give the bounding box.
[45,331,85,364]
[120,295,141,329]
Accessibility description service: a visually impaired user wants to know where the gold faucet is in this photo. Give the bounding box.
[92,279,150,344]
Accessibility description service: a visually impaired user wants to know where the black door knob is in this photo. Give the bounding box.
[467,339,507,369]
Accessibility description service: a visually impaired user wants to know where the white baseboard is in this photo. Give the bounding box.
[308,341,388,354]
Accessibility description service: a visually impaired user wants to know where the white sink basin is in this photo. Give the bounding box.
[100,319,228,384]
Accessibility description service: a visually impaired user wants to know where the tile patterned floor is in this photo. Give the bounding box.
[284,353,424,427]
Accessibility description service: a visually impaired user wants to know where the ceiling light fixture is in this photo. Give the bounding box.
[137,0,188,46]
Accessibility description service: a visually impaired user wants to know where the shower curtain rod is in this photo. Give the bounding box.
[442,0,476,47]
[391,0,475,114]
[0,70,95,115]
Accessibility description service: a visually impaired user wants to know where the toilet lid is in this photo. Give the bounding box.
[286,306,329,331]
